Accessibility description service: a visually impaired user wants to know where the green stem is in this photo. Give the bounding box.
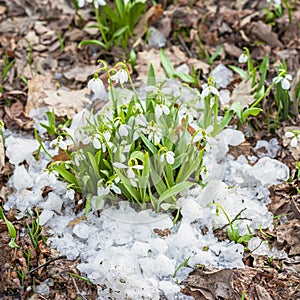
[94,3,108,46]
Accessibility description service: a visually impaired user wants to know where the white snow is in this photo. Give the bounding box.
[3,123,290,299]
[5,135,39,165]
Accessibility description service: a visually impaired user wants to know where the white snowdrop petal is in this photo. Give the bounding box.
[112,185,121,194]
[93,138,101,149]
[133,165,144,170]
[82,136,92,145]
[113,162,127,169]
[238,53,248,63]
[285,131,294,138]
[78,0,85,7]
[162,105,170,115]
[201,88,210,98]
[285,74,292,81]
[281,78,290,90]
[58,140,67,150]
[119,124,129,137]
[127,168,135,179]
[211,86,219,96]
[272,76,282,84]
[290,137,298,147]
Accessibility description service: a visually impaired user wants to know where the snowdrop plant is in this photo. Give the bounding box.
[231,48,297,123]
[78,0,146,51]
[272,62,293,120]
[47,61,208,214]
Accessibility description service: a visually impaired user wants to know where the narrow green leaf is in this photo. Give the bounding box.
[241,107,262,122]
[174,72,195,83]
[158,181,194,204]
[53,164,77,185]
[78,40,108,50]
[112,26,129,39]
[228,65,248,80]
[160,49,175,78]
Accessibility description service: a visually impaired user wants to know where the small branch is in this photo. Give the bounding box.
[26,255,67,276]
[217,208,251,231]
[70,275,88,300]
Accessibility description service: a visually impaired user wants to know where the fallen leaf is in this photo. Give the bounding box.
[153,228,171,237]
[183,268,234,299]
[134,4,164,38]
[63,65,96,82]
[251,21,283,48]
[231,79,255,108]
[67,216,87,228]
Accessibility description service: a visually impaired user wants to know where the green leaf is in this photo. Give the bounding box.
[112,26,129,39]
[228,65,248,80]
[237,234,253,245]
[174,72,195,84]
[228,102,243,120]
[0,207,17,239]
[160,49,175,78]
[147,63,156,87]
[140,134,156,154]
[78,40,108,50]
[241,107,262,122]
[130,151,144,162]
[52,164,77,185]
[158,181,194,204]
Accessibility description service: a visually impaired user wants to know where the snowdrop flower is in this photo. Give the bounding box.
[88,76,105,95]
[285,131,299,147]
[50,136,68,150]
[113,141,131,162]
[97,180,110,197]
[201,83,219,98]
[178,104,198,121]
[82,134,102,149]
[144,123,163,145]
[110,69,128,84]
[66,189,75,200]
[272,74,292,90]
[78,0,106,8]
[113,162,144,187]
[118,124,130,137]
[160,151,175,165]
[267,0,281,6]
[107,179,121,194]
[238,53,248,64]
[155,104,170,119]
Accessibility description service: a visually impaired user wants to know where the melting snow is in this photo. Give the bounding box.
[4,125,289,299]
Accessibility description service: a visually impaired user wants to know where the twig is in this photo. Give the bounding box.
[70,275,88,300]
[178,35,192,57]
[26,255,67,276]
[217,208,251,231]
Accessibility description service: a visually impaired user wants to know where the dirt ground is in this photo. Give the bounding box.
[0,0,300,299]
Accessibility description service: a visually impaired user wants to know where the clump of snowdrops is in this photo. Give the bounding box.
[76,0,146,51]
[47,61,217,214]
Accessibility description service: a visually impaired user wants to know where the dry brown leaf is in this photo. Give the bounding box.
[224,43,243,58]
[231,79,255,108]
[251,21,283,48]
[67,216,87,228]
[63,65,96,82]
[183,268,234,299]
[153,228,171,237]
[43,88,91,118]
[136,48,165,80]
[26,75,90,118]
[134,4,164,38]
[186,58,210,75]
